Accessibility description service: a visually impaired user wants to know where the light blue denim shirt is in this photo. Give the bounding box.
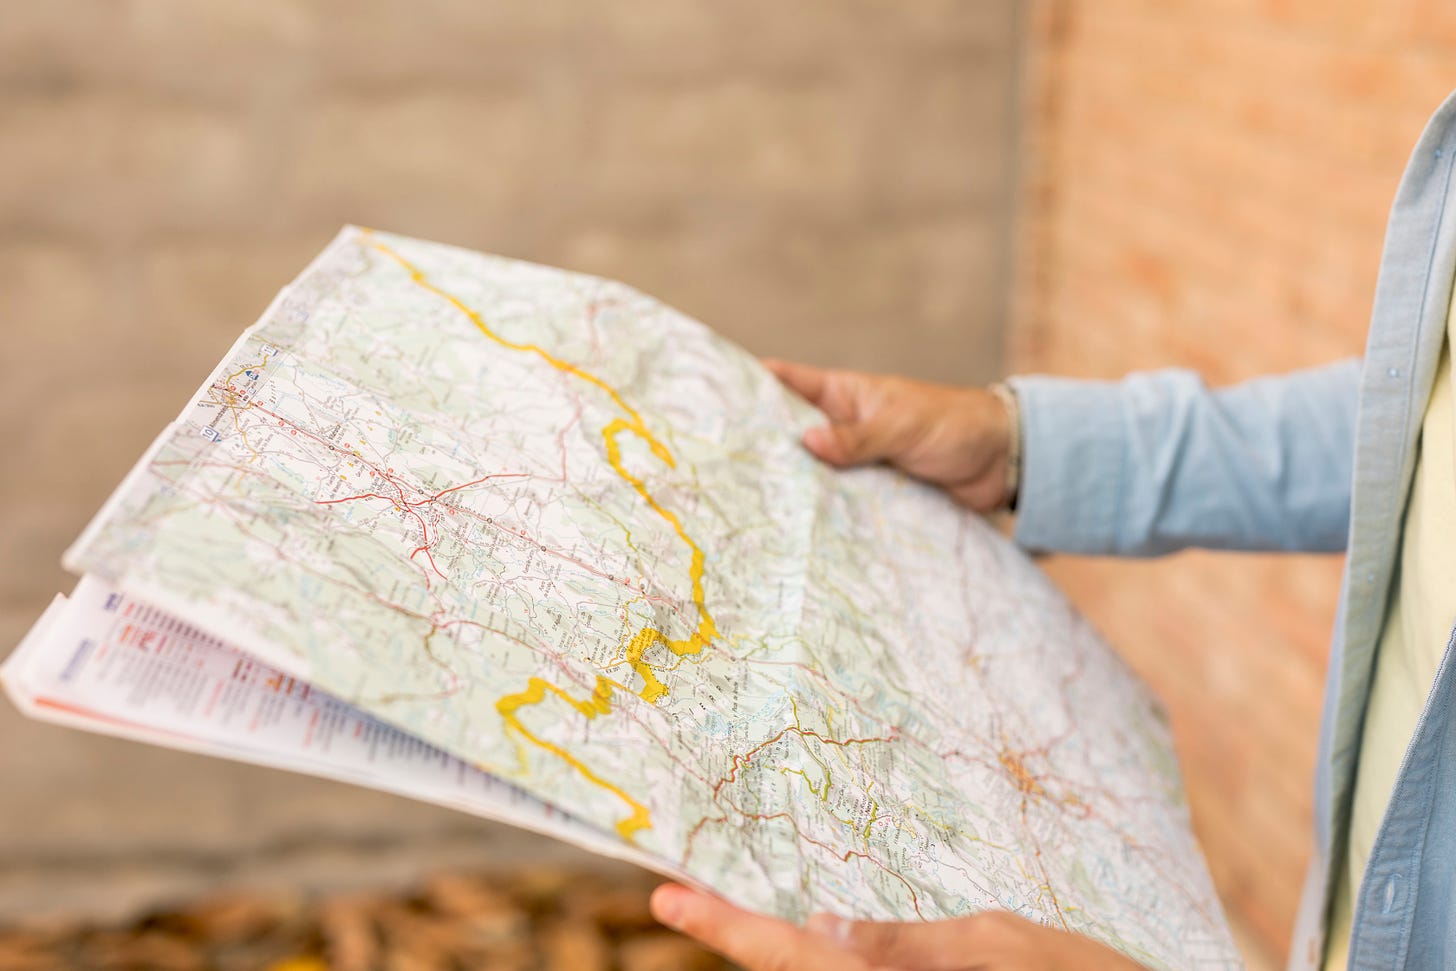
[1008,90,1456,971]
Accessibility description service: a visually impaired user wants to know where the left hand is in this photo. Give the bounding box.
[649,883,1152,971]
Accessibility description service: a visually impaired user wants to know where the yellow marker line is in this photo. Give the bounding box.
[365,232,717,842]
[863,799,879,839]
[495,676,652,841]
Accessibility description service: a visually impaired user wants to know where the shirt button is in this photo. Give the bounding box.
[1382,873,1403,914]
[1387,367,1401,378]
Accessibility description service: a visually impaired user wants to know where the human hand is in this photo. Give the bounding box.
[764,359,1015,513]
[650,884,1150,971]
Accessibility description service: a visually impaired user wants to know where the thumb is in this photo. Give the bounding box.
[650,885,866,971]
[818,914,991,970]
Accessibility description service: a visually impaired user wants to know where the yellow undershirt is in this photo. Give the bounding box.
[1323,340,1456,969]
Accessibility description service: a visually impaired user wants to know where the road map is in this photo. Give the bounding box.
[2,578,635,871]
[37,227,1237,968]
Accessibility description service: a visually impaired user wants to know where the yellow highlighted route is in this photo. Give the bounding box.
[366,232,716,842]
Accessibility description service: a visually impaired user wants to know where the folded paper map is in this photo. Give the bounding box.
[2,227,1241,970]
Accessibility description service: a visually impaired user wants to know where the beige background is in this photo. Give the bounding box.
[0,0,1023,926]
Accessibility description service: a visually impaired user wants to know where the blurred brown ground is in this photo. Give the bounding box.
[0,864,727,971]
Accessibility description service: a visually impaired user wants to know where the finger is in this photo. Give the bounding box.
[803,424,860,466]
[804,419,897,468]
[832,913,995,971]
[762,358,830,406]
[650,884,865,971]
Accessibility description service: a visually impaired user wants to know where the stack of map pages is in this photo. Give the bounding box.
[2,228,1241,969]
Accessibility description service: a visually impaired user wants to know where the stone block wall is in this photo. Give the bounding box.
[0,0,1021,920]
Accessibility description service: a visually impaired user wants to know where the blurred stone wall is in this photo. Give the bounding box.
[0,1,1022,919]
[1015,1,1456,966]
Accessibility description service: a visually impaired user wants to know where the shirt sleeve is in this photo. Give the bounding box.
[1007,358,1362,557]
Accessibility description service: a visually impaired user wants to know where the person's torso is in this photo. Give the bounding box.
[1291,88,1456,970]
[1322,334,1456,970]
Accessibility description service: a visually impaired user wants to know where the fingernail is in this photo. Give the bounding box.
[806,913,850,944]
[650,886,686,930]
[802,426,829,451]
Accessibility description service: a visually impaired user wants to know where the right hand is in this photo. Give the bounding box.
[764,359,1016,513]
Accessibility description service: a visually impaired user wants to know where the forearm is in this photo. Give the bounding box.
[1009,358,1361,557]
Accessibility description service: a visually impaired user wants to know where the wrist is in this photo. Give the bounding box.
[987,381,1021,510]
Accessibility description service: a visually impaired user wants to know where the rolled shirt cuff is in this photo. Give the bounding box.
[1005,375,1129,556]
